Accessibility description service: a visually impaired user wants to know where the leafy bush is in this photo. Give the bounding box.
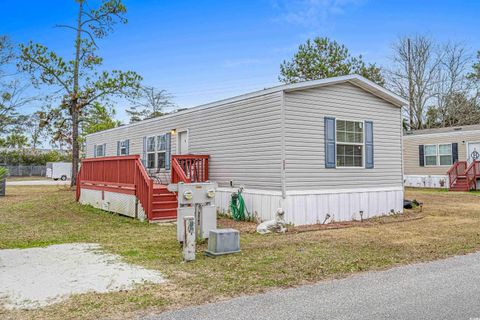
[0,149,71,165]
[0,167,7,180]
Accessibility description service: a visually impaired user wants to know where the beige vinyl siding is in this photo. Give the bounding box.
[403,131,480,175]
[86,92,283,190]
[284,83,403,190]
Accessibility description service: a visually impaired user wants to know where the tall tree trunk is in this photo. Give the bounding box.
[407,38,415,130]
[71,0,83,187]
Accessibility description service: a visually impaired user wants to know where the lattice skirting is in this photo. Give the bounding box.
[404,175,449,188]
[79,189,147,221]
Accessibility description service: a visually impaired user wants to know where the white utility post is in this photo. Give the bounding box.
[183,216,196,262]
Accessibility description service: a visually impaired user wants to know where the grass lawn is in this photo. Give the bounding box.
[1,186,480,319]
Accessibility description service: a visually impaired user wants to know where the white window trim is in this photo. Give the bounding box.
[157,134,167,169]
[438,143,453,166]
[146,136,156,169]
[335,119,365,169]
[119,140,128,156]
[96,144,105,157]
[424,143,453,167]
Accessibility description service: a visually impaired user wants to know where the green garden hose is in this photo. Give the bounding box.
[230,188,247,221]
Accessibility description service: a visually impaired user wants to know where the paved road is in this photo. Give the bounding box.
[7,180,70,186]
[148,252,480,320]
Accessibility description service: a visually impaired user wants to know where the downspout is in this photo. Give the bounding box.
[280,90,286,200]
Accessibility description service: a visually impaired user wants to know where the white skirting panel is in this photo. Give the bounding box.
[215,186,404,226]
[79,189,146,221]
[215,188,284,222]
[284,187,403,225]
[404,175,449,188]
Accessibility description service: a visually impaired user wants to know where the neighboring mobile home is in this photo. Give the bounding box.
[83,75,407,225]
[403,124,480,189]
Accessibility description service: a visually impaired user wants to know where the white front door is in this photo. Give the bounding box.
[178,131,189,154]
[467,142,480,163]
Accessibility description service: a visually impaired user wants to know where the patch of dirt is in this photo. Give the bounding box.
[217,211,424,235]
[217,217,257,233]
[289,211,424,233]
[0,243,165,310]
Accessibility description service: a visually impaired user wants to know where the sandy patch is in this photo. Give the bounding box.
[6,180,69,186]
[0,243,165,310]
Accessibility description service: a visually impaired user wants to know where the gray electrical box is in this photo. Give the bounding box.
[201,205,217,239]
[177,206,195,242]
[176,182,216,205]
[206,229,241,256]
[172,182,218,242]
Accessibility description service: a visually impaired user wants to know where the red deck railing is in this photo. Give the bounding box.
[171,154,209,183]
[447,161,467,189]
[465,160,480,190]
[77,154,210,219]
[76,155,153,218]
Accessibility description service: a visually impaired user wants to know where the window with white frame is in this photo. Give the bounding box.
[425,144,452,166]
[439,144,453,166]
[336,120,363,167]
[119,140,128,155]
[424,145,437,166]
[146,136,156,168]
[157,134,167,169]
[95,144,105,157]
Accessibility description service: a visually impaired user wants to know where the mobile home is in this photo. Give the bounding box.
[403,124,480,189]
[82,74,407,225]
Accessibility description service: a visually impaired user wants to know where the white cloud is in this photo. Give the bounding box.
[271,0,364,27]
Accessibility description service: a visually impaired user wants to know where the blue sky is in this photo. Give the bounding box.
[1,0,479,123]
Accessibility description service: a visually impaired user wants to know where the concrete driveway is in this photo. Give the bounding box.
[148,252,480,320]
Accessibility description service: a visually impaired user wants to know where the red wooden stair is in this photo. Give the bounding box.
[448,160,480,191]
[150,185,177,221]
[449,176,469,191]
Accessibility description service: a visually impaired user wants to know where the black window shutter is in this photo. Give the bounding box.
[117,141,120,156]
[324,117,336,168]
[419,145,425,167]
[93,144,97,158]
[365,121,374,169]
[452,143,458,163]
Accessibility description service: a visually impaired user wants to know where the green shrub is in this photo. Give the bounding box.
[0,167,8,180]
[0,149,71,165]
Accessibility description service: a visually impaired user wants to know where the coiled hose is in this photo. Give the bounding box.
[230,188,247,221]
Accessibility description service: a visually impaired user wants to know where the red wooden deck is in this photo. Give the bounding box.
[76,154,209,221]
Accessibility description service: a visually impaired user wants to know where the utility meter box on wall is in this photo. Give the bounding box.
[176,182,217,205]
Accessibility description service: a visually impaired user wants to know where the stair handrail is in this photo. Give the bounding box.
[134,156,154,219]
[171,157,191,183]
[447,161,467,189]
[171,154,209,184]
[465,160,480,190]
